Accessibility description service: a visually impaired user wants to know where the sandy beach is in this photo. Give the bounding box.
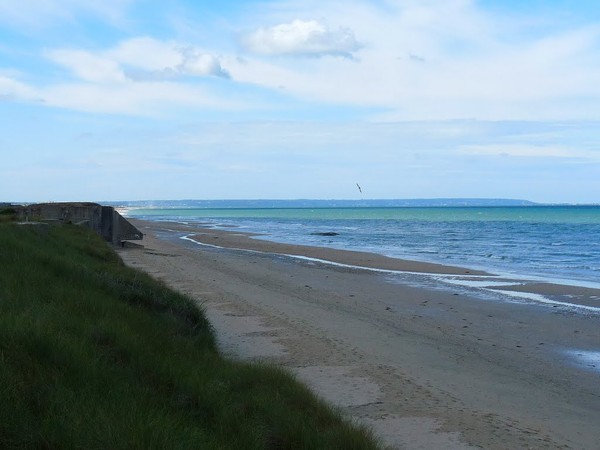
[118,219,600,449]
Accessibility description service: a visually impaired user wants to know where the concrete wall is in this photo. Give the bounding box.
[101,206,143,244]
[16,202,143,245]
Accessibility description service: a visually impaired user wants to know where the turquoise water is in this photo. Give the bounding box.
[127,206,600,223]
[126,205,600,286]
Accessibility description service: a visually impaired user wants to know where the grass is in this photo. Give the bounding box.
[0,206,17,223]
[0,223,380,449]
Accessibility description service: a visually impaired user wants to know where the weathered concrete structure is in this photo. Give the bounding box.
[16,202,143,245]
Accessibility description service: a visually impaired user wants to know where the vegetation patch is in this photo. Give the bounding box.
[0,206,17,223]
[0,223,379,449]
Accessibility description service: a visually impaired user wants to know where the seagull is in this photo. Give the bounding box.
[356,183,362,193]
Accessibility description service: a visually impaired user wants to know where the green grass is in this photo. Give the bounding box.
[0,207,17,223]
[0,223,380,449]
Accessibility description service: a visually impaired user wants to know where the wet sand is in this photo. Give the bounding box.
[118,220,600,449]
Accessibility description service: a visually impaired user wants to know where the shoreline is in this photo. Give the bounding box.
[122,205,600,292]
[133,219,600,313]
[145,220,489,275]
[120,219,600,449]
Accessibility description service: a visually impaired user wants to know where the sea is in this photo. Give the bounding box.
[121,201,600,290]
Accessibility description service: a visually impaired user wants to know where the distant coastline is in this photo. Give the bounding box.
[9,199,599,208]
[107,198,541,209]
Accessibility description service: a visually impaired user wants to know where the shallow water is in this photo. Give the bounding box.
[126,204,600,288]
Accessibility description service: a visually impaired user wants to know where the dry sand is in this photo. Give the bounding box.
[118,220,600,449]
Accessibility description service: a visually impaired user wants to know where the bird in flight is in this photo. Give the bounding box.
[356,183,362,193]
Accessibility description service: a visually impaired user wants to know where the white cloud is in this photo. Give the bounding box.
[46,37,229,83]
[0,66,238,115]
[110,37,182,72]
[3,119,598,202]
[460,144,599,160]
[0,34,240,115]
[4,0,600,122]
[227,0,600,120]
[241,19,360,57]
[46,49,127,83]
[109,37,229,78]
[178,48,230,78]
[0,75,38,101]
[40,81,240,115]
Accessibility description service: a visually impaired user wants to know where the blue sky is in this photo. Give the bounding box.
[1,0,599,203]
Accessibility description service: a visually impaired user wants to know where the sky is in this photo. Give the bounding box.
[1,0,599,203]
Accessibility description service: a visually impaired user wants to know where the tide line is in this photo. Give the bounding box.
[180,234,600,315]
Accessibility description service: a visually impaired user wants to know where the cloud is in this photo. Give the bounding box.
[460,144,599,160]
[241,19,361,57]
[176,48,230,78]
[4,1,600,121]
[3,119,598,202]
[0,75,38,101]
[0,0,132,29]
[109,37,182,73]
[1,35,240,115]
[40,81,240,115]
[46,37,229,83]
[227,1,600,120]
[46,49,127,83]
[110,37,229,78]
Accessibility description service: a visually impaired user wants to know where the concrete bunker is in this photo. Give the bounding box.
[16,202,143,246]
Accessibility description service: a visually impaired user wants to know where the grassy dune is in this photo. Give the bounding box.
[0,223,379,449]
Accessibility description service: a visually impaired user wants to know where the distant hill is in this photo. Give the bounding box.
[106,198,539,209]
